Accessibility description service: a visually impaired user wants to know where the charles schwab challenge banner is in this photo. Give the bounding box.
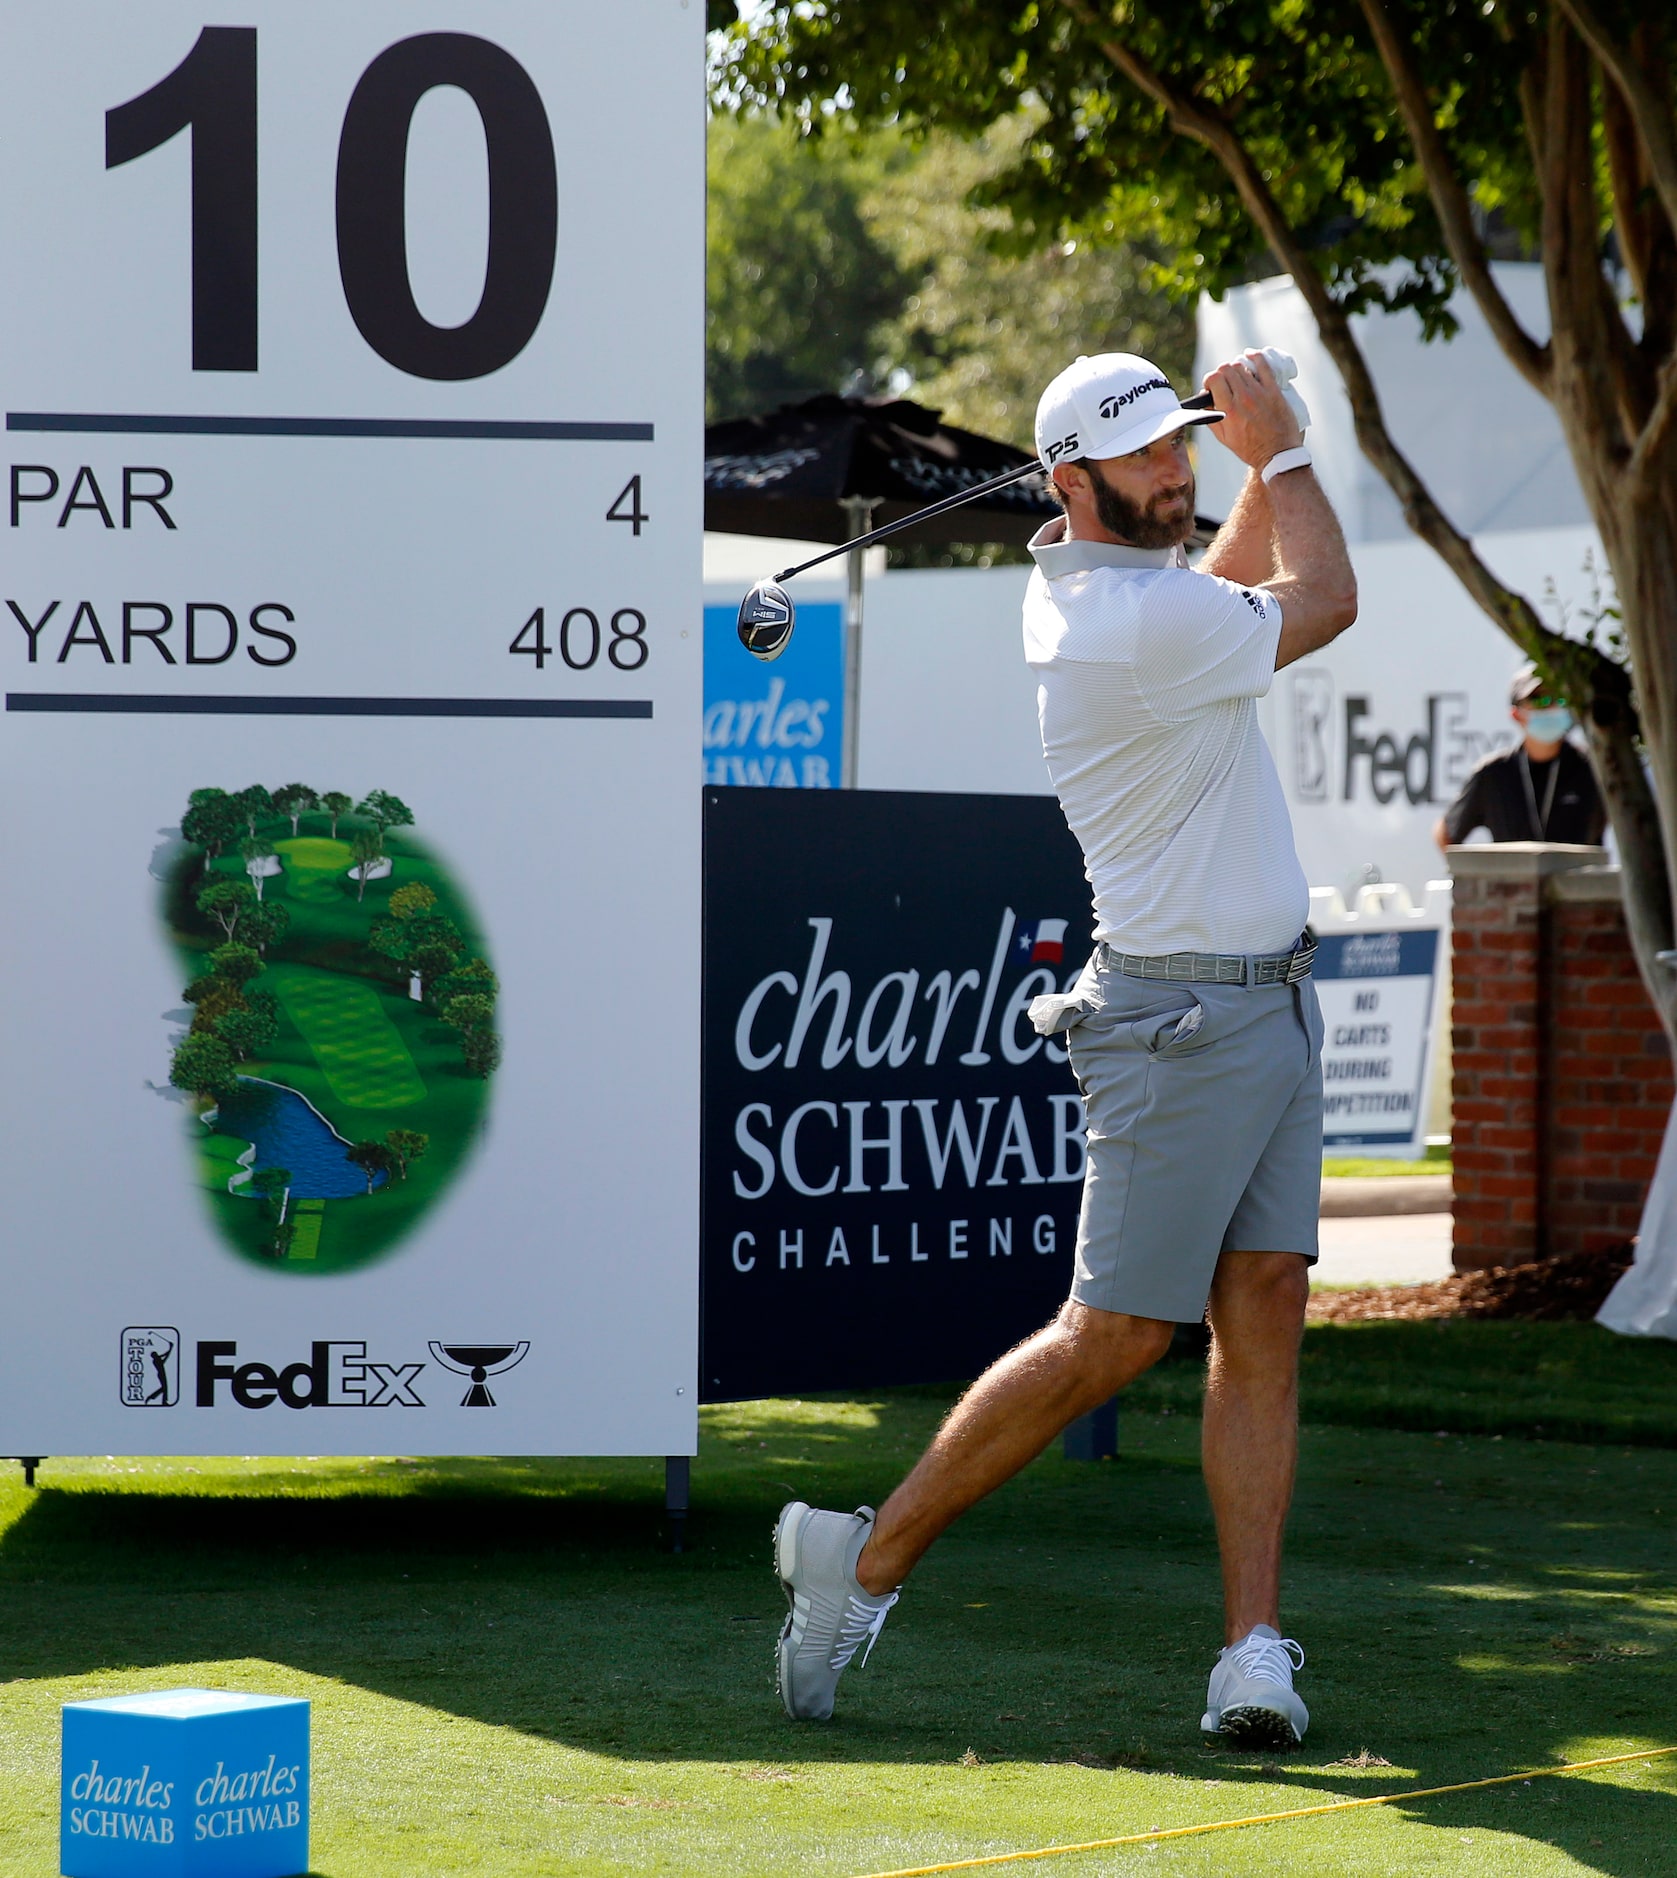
[702,789,1093,1400]
[703,601,842,789]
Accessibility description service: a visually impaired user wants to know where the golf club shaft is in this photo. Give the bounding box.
[772,459,1046,583]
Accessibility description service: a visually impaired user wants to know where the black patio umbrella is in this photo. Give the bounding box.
[703,393,1058,546]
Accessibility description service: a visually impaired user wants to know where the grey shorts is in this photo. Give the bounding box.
[1054,954,1323,1323]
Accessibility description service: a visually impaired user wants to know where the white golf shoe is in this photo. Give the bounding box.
[1201,1624,1309,1748]
[774,1501,898,1720]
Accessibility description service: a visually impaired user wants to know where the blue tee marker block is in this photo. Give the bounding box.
[61,1690,308,1878]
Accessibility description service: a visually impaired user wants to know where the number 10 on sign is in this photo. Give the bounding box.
[106,25,559,380]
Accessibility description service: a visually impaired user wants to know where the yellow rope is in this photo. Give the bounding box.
[850,1743,1677,1878]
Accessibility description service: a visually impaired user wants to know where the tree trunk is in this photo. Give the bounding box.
[1586,497,1677,1042]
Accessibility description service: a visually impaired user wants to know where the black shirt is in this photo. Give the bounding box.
[1442,741,1607,846]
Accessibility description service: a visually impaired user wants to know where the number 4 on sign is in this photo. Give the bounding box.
[509,608,550,669]
[607,477,648,534]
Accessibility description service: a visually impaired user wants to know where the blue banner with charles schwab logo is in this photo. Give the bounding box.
[703,601,842,789]
[701,789,1092,1400]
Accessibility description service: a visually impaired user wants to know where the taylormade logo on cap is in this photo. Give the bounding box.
[1034,353,1220,469]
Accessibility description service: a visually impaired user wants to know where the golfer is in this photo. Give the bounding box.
[773,350,1357,1748]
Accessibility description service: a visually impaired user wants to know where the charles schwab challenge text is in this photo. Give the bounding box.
[725,915,1087,1274]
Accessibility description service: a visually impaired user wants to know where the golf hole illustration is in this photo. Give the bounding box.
[163,784,498,1274]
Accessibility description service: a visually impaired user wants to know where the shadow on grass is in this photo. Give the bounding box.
[3,1380,1675,1874]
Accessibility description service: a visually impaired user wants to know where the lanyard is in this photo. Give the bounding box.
[1520,748,1562,838]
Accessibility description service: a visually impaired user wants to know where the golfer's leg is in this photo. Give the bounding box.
[1201,1249,1310,1644]
[855,1301,1173,1595]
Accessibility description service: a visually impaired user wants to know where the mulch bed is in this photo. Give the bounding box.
[1307,1242,1636,1324]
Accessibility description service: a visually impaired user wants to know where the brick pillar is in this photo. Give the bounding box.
[1448,843,1604,1271]
[1544,865,1674,1253]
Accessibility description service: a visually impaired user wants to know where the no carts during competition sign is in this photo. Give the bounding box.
[0,2,701,1457]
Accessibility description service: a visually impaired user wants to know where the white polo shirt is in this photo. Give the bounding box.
[1024,517,1308,956]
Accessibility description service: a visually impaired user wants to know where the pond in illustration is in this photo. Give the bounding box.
[210,1078,387,1198]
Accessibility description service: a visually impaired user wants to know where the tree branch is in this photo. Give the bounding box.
[1051,0,1571,666]
[1628,356,1677,490]
[1602,58,1655,305]
[1559,0,1677,240]
[1539,11,1639,463]
[1357,0,1550,393]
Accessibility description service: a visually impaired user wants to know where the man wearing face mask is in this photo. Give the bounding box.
[1433,665,1607,850]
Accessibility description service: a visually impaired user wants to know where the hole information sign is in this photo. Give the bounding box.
[0,3,701,1456]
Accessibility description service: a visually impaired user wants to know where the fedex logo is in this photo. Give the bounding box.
[194,1340,425,1409]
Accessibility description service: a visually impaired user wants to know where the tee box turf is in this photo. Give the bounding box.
[61,1690,309,1878]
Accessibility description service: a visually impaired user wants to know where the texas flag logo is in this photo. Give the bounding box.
[1012,917,1067,966]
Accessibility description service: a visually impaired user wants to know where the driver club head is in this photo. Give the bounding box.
[737,579,795,662]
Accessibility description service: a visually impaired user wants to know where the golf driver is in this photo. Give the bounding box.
[735,349,1310,662]
[735,458,1046,661]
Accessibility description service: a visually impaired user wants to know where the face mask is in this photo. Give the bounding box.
[1524,706,1572,742]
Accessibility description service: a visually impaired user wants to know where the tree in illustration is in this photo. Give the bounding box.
[248,1165,291,1220]
[241,836,277,900]
[243,900,290,956]
[387,882,437,921]
[460,1028,502,1078]
[207,942,262,989]
[181,789,244,872]
[169,1033,239,1103]
[321,791,352,837]
[356,789,414,837]
[443,991,500,1078]
[384,1129,430,1179]
[216,1001,277,1062]
[442,992,495,1035]
[406,917,465,1001]
[272,783,317,836]
[350,829,383,902]
[346,1140,397,1194]
[197,878,255,942]
[435,957,498,1011]
[185,977,246,1032]
[370,911,464,999]
[236,784,273,837]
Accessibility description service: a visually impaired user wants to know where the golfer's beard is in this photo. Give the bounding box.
[1092,470,1195,549]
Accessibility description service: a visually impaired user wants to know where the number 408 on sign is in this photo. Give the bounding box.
[510,607,648,673]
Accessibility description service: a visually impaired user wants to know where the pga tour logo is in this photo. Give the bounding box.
[119,1333,530,1409]
[120,1327,180,1406]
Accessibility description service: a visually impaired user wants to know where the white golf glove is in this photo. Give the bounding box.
[1251,347,1311,433]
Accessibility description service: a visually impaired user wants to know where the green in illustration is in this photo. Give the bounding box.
[163,785,499,1274]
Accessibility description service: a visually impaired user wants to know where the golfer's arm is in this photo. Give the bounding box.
[1197,470,1275,587]
[1263,469,1357,669]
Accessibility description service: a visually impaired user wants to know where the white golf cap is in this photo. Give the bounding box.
[1034,352,1222,469]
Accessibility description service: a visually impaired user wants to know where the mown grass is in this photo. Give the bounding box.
[1133,1319,1677,1449]
[1321,1145,1452,1179]
[1,1326,1673,1876]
